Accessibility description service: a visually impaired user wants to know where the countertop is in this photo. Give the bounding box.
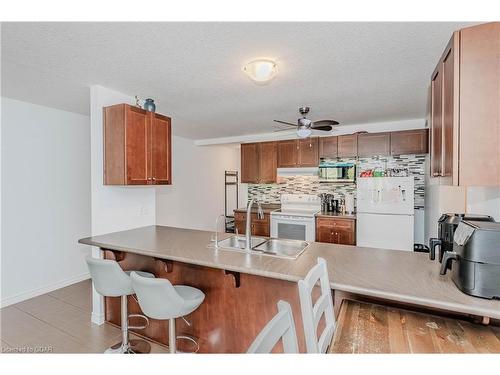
[316,212,357,219]
[234,204,280,214]
[79,225,500,319]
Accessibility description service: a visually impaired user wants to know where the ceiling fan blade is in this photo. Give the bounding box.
[313,120,339,126]
[273,128,296,132]
[273,120,297,127]
[310,125,333,131]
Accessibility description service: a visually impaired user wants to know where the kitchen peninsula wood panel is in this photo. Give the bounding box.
[103,249,316,353]
[104,104,172,185]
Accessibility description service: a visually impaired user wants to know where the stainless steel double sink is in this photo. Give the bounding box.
[214,235,309,259]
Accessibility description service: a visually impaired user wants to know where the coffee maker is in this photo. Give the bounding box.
[429,213,494,262]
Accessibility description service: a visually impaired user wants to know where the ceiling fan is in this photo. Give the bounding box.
[274,106,339,138]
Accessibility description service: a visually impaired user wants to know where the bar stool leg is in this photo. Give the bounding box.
[169,318,176,354]
[105,295,151,354]
[121,295,130,350]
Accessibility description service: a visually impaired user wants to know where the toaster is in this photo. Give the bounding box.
[440,220,500,299]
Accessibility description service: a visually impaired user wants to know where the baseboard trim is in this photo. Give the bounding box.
[91,311,105,325]
[0,272,91,308]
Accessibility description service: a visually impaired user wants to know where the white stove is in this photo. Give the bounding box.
[270,194,321,241]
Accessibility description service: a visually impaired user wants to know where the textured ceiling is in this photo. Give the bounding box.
[1,22,474,139]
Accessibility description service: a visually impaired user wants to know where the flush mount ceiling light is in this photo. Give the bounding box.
[243,59,278,84]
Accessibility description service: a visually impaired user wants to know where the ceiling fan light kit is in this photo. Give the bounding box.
[242,59,278,84]
[297,125,312,138]
[273,106,339,139]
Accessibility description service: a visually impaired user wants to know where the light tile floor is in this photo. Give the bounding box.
[0,280,168,353]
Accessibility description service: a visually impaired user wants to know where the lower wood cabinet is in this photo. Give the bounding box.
[316,217,356,245]
[234,211,270,237]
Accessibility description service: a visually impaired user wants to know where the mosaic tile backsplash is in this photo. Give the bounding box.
[247,154,426,209]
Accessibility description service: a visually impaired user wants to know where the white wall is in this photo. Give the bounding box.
[89,85,156,324]
[466,186,500,220]
[156,136,241,231]
[1,97,91,307]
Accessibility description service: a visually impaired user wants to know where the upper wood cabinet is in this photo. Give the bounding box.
[277,138,319,168]
[240,143,260,183]
[104,104,171,185]
[357,132,390,157]
[319,136,338,158]
[298,138,319,167]
[390,129,429,155]
[277,140,298,167]
[337,134,358,157]
[429,23,500,186]
[240,141,277,183]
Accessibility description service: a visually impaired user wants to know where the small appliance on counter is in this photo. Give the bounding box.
[440,220,500,300]
[429,213,495,262]
[319,193,340,213]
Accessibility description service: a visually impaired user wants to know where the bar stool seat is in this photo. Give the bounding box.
[125,270,154,279]
[131,272,205,353]
[85,256,154,354]
[173,286,205,314]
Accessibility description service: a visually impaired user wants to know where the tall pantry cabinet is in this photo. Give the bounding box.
[429,22,500,186]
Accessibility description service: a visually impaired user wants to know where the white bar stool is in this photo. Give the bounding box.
[130,271,205,354]
[85,256,154,354]
[247,300,299,353]
[298,257,336,353]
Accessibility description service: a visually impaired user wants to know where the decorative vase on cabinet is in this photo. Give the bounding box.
[143,98,156,112]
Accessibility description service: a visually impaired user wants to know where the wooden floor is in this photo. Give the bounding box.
[0,280,168,353]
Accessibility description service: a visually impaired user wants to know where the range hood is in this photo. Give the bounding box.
[277,167,319,177]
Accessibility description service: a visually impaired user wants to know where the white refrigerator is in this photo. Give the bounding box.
[356,177,414,251]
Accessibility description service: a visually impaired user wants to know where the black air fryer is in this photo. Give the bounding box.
[429,213,495,262]
[440,220,500,299]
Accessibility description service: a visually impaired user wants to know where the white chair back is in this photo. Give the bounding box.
[130,271,186,320]
[247,300,299,354]
[85,256,134,297]
[298,257,336,353]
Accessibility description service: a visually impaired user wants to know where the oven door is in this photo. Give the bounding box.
[271,215,315,241]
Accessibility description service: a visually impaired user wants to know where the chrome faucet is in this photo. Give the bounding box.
[245,199,264,250]
[213,214,225,249]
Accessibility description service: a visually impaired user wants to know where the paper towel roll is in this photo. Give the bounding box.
[345,193,355,214]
